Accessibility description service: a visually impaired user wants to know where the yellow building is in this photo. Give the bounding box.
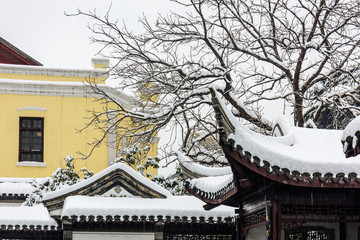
[0,37,158,178]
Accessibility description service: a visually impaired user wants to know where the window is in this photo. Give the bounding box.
[285,227,334,240]
[19,117,44,162]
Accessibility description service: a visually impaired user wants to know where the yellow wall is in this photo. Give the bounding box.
[0,68,158,178]
[0,93,107,177]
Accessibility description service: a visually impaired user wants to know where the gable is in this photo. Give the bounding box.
[0,37,42,66]
[42,163,172,213]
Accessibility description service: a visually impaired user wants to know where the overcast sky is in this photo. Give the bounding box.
[1,0,179,68]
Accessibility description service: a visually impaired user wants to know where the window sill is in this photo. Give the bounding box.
[16,162,46,167]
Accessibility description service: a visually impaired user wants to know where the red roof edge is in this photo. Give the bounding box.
[0,36,42,66]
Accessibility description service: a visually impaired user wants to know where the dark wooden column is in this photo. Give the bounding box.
[266,201,281,240]
[235,203,243,240]
[272,201,281,240]
[340,221,346,240]
[266,202,272,240]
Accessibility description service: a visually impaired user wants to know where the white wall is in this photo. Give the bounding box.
[245,225,267,240]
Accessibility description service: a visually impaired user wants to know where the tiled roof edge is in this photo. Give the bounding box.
[222,138,360,187]
[61,214,234,224]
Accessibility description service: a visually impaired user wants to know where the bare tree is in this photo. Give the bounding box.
[71,0,360,164]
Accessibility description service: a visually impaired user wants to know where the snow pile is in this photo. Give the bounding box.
[188,174,234,193]
[215,91,360,175]
[341,116,360,152]
[43,163,172,201]
[62,196,235,220]
[176,151,232,177]
[272,115,296,146]
[0,204,57,228]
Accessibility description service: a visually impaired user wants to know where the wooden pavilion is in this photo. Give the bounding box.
[183,90,360,240]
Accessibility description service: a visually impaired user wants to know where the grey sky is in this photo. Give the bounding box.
[1,0,177,68]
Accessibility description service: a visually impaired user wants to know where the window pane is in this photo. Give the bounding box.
[33,144,41,151]
[21,131,31,137]
[33,131,42,137]
[21,137,30,144]
[21,119,27,127]
[33,154,42,162]
[26,119,31,128]
[21,143,30,151]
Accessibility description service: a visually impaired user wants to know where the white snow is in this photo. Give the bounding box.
[0,204,57,228]
[0,63,107,74]
[341,116,360,151]
[43,163,172,201]
[215,91,360,175]
[271,115,295,146]
[176,151,232,176]
[188,174,234,193]
[0,78,100,86]
[0,182,34,196]
[62,196,235,220]
[0,178,34,183]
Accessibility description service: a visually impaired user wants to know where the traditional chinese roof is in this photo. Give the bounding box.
[0,37,42,66]
[0,204,58,230]
[185,89,360,208]
[61,195,235,224]
[176,151,232,179]
[43,163,172,212]
[0,178,34,201]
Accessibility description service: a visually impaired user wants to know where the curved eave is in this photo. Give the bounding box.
[180,162,207,179]
[185,179,239,209]
[210,88,360,188]
[222,138,360,188]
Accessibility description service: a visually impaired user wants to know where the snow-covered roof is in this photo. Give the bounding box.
[0,204,58,229]
[0,78,138,110]
[43,163,172,209]
[186,90,360,207]
[176,151,232,179]
[188,174,234,193]
[0,63,105,78]
[0,182,33,198]
[62,195,235,222]
[214,90,360,177]
[0,178,35,200]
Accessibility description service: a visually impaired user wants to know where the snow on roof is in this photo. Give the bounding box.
[0,182,33,196]
[0,204,57,228]
[342,115,360,151]
[216,91,360,175]
[0,63,106,77]
[188,174,234,193]
[62,195,235,220]
[176,151,232,178]
[0,178,34,183]
[0,78,138,109]
[43,163,172,201]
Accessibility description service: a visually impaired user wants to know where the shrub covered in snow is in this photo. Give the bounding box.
[24,156,93,206]
[115,145,187,195]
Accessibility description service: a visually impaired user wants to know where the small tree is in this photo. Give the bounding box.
[24,156,93,206]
